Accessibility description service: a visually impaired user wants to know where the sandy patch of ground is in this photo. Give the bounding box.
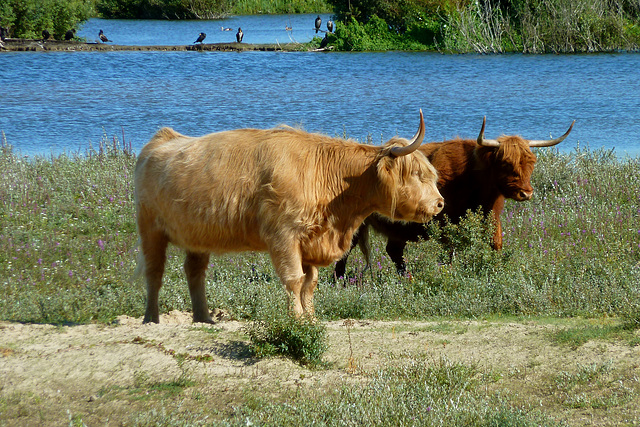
[1,312,639,425]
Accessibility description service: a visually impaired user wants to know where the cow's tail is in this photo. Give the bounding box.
[131,238,145,283]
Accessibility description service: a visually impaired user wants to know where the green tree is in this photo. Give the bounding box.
[0,0,94,39]
[326,0,462,32]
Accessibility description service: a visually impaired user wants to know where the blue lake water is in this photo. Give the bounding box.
[0,15,639,157]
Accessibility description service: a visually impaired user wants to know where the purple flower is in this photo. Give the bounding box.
[97,239,105,250]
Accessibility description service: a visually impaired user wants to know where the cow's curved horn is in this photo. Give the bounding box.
[476,116,501,147]
[390,109,425,157]
[528,120,575,147]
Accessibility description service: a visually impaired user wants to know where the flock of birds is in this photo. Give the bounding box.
[7,15,335,47]
[193,16,334,46]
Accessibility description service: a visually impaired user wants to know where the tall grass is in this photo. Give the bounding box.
[443,0,640,53]
[1,134,639,326]
[228,0,331,15]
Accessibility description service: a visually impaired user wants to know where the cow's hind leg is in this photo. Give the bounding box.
[334,222,371,281]
[184,251,213,323]
[140,229,169,324]
[357,224,372,272]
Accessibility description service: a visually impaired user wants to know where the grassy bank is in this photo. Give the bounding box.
[1,135,639,326]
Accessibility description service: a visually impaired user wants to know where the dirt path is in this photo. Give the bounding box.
[1,312,639,426]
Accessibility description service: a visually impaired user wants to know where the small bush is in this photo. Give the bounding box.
[332,15,430,51]
[244,310,327,366]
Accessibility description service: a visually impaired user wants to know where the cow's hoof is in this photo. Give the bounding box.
[193,317,215,324]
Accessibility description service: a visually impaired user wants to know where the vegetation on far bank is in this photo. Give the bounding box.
[2,0,640,53]
[316,0,640,52]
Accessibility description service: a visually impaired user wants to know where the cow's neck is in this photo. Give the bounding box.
[329,155,388,241]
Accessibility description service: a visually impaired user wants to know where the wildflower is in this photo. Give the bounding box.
[97,239,105,250]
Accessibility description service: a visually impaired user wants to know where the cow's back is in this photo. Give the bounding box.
[134,127,375,254]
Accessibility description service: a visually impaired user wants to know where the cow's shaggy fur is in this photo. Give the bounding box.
[134,120,444,323]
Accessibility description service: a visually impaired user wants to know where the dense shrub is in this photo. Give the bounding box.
[0,0,94,40]
[330,15,432,51]
[326,0,461,32]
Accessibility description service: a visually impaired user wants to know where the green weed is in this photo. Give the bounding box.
[244,308,328,367]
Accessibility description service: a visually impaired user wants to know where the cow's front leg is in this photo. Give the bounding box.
[184,251,213,323]
[270,248,305,317]
[301,264,318,318]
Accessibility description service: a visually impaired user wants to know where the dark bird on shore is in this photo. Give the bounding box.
[315,15,321,33]
[236,28,243,42]
[1,27,9,41]
[98,29,111,43]
[64,29,75,40]
[327,20,334,33]
[320,34,329,49]
[42,29,50,41]
[195,32,206,43]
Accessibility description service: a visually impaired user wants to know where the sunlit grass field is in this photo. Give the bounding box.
[1,136,639,326]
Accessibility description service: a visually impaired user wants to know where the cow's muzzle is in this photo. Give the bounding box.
[515,190,533,201]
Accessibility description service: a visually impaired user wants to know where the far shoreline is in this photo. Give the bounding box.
[0,38,321,53]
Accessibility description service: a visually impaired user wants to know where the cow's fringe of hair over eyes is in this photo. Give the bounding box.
[377,136,429,221]
[475,136,536,176]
